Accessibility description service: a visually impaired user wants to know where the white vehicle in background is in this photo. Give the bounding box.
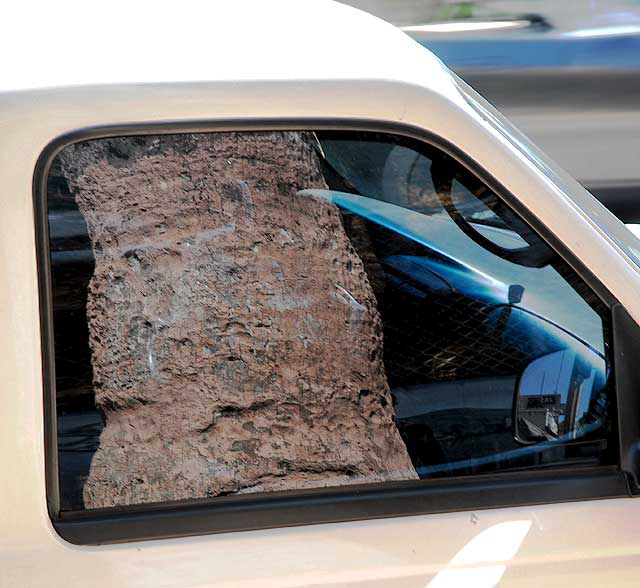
[3,1,640,587]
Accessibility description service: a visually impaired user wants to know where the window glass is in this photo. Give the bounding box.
[47,131,613,511]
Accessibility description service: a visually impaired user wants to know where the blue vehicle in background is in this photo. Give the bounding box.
[345,0,640,223]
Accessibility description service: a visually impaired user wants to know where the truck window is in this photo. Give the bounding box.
[46,130,613,512]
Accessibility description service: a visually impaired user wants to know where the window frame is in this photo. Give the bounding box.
[34,119,639,545]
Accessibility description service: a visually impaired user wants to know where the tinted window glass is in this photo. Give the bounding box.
[47,131,613,511]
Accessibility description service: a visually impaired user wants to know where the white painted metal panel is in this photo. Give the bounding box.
[2,1,640,586]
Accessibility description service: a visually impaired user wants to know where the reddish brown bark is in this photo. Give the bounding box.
[57,131,417,508]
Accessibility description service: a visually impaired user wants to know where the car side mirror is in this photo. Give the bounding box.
[514,348,606,445]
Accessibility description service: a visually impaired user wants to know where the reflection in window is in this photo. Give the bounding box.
[48,130,613,511]
[319,132,612,477]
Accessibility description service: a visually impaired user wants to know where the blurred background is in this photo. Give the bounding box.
[341,0,640,223]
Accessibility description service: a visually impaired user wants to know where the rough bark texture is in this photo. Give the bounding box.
[57,132,417,508]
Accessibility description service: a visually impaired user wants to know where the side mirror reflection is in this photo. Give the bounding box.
[514,348,606,445]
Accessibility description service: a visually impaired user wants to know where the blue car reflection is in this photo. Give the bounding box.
[300,188,608,476]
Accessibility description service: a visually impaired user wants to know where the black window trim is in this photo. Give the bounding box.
[33,118,640,545]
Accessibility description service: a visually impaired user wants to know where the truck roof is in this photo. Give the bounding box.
[3,0,453,94]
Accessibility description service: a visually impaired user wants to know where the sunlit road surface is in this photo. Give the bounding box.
[508,108,640,188]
